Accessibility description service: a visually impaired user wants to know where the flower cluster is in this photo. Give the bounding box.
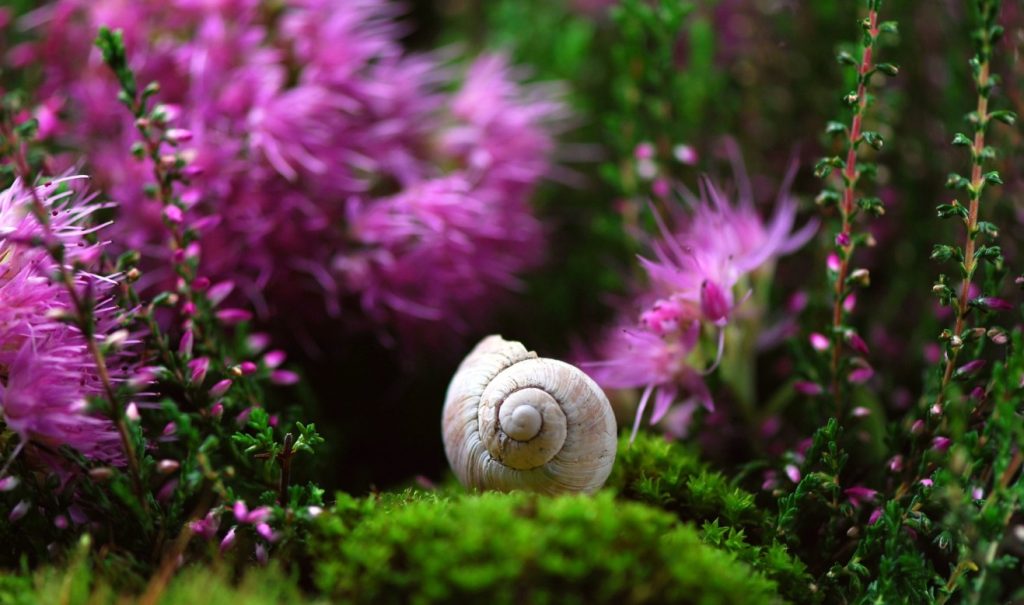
[23,0,564,345]
[586,157,815,440]
[0,177,130,470]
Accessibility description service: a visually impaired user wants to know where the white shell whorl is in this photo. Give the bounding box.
[442,335,617,494]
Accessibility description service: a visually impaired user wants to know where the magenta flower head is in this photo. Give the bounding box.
[27,2,565,349]
[0,178,136,466]
[586,147,815,442]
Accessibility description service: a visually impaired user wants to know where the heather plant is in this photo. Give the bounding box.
[0,0,1023,604]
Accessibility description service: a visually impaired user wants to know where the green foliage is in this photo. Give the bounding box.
[311,490,781,605]
[608,433,761,529]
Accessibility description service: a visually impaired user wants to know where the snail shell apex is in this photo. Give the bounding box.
[442,335,617,494]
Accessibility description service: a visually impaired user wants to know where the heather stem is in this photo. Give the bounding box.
[828,6,881,416]
[934,62,992,409]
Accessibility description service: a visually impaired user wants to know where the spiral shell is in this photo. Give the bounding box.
[442,335,617,494]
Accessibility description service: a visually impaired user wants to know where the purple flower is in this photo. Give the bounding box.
[844,486,878,508]
[0,179,136,467]
[28,2,565,347]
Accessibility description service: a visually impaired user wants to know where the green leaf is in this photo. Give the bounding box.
[951,133,972,147]
[875,63,899,76]
[861,131,884,150]
[983,171,1003,185]
[989,110,1017,126]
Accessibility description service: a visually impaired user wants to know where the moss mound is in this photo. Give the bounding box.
[311,490,781,605]
[609,433,819,603]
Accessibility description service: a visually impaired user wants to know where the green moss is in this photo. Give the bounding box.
[609,433,820,604]
[0,559,322,605]
[311,490,781,605]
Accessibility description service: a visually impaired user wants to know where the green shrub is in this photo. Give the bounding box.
[311,490,781,605]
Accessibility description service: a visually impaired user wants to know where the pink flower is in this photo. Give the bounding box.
[844,486,878,508]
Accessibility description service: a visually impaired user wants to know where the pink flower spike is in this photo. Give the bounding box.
[217,309,253,325]
[809,333,830,351]
[210,379,233,398]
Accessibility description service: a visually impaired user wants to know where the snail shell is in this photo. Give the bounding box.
[442,335,617,494]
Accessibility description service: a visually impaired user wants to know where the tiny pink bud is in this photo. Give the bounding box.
[673,144,698,165]
[794,381,823,396]
[182,301,196,316]
[255,543,268,566]
[919,478,934,487]
[269,414,279,427]
[931,436,951,452]
[236,407,254,426]
[835,232,851,247]
[9,500,29,522]
[162,422,177,436]
[954,359,986,378]
[257,522,276,541]
[126,402,141,422]
[178,331,194,356]
[207,281,235,306]
[848,366,874,384]
[787,291,809,313]
[210,402,224,419]
[810,333,830,351]
[270,370,300,386]
[868,508,883,525]
[233,501,248,522]
[307,506,324,518]
[910,419,925,435]
[210,379,233,398]
[0,476,19,492]
[163,205,184,224]
[157,460,180,474]
[930,403,942,416]
[220,527,237,552]
[216,308,253,325]
[972,487,984,500]
[239,361,258,375]
[827,253,841,272]
[651,178,671,198]
[975,297,1013,311]
[887,456,903,473]
[634,142,655,160]
[54,515,68,529]
[263,350,286,369]
[193,276,210,291]
[165,128,193,143]
[188,357,210,385]
[247,333,272,353]
[851,406,871,417]
[700,280,731,326]
[784,464,801,483]
[843,293,857,312]
[846,331,869,355]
